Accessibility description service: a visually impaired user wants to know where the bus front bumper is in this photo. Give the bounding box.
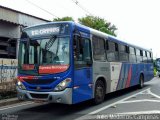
[16,87,72,104]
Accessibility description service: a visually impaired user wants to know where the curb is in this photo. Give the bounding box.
[0,98,22,107]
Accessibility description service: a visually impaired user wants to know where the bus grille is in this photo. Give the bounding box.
[23,79,55,85]
[28,86,52,91]
[30,93,48,99]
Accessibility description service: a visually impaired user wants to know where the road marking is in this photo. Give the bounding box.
[0,102,35,111]
[90,88,150,114]
[148,89,160,99]
[76,88,150,120]
[136,88,160,99]
[116,110,160,115]
[119,99,160,104]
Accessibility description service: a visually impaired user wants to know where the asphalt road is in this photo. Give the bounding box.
[1,77,160,120]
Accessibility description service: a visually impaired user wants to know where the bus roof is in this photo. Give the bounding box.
[74,22,152,52]
[23,21,152,52]
[23,21,75,30]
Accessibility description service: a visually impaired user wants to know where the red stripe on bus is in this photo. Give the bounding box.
[126,65,132,88]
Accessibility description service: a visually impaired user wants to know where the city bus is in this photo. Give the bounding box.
[17,21,154,104]
[155,58,160,77]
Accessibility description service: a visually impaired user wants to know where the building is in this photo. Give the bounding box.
[0,5,50,91]
[0,5,49,59]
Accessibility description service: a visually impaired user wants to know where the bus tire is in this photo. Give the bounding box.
[93,80,105,104]
[139,74,144,89]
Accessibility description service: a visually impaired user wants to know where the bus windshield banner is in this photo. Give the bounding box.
[39,65,69,74]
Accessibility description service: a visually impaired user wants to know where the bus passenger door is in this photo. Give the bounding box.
[72,35,93,104]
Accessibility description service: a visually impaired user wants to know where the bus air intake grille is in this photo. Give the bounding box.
[23,79,55,85]
[30,93,48,99]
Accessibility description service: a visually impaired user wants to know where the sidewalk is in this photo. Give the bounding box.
[0,97,22,107]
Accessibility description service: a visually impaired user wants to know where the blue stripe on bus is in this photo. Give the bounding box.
[116,63,154,90]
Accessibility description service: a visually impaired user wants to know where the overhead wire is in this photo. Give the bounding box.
[25,0,59,19]
[71,0,94,16]
[25,0,94,19]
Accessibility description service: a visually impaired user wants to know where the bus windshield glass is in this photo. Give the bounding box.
[18,23,70,75]
[19,36,70,75]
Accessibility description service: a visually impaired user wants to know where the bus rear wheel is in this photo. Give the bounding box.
[93,80,105,104]
[139,74,144,89]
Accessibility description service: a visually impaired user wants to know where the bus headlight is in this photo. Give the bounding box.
[54,78,71,92]
[17,81,26,90]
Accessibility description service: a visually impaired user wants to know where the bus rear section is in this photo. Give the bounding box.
[91,35,154,97]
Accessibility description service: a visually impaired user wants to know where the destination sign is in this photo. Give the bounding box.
[31,27,60,36]
[24,23,70,38]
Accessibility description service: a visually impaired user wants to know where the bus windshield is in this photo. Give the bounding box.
[18,36,70,75]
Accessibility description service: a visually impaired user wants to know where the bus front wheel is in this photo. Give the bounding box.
[93,80,105,104]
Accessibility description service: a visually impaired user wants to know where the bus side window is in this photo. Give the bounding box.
[73,35,80,61]
[119,44,129,62]
[150,52,153,63]
[142,51,147,63]
[136,49,142,63]
[147,51,152,63]
[129,47,136,63]
[106,41,119,62]
[92,36,106,61]
[74,35,92,68]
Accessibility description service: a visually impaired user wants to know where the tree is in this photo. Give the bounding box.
[78,16,117,36]
[53,16,74,21]
[53,15,117,36]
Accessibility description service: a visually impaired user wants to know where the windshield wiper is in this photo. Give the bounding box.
[45,35,57,50]
[39,35,57,66]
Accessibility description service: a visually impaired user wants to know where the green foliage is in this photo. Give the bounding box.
[154,67,157,76]
[53,16,74,21]
[78,16,117,36]
[53,15,117,36]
